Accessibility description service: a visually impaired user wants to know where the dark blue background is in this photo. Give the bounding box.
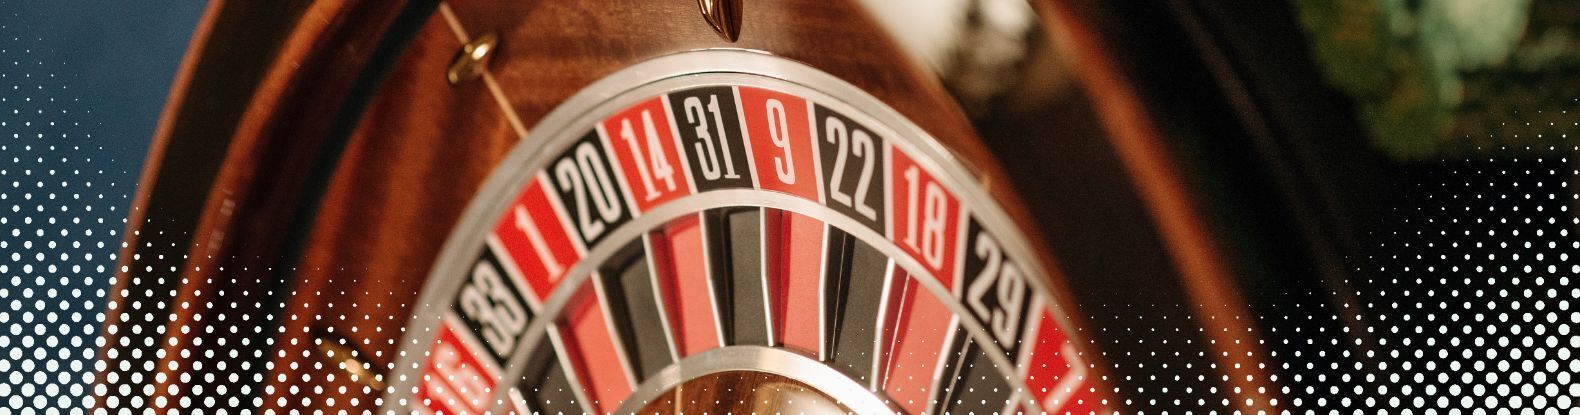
[1,1,203,408]
[3,1,205,164]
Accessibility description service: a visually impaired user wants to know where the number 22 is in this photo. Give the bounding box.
[824,116,878,221]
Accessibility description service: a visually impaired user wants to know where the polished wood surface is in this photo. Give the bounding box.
[99,0,422,411]
[443,0,1059,248]
[256,11,514,411]
[108,0,1092,412]
[1035,1,1277,411]
[264,1,1060,411]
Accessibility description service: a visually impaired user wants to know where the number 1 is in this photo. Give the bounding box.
[512,205,565,280]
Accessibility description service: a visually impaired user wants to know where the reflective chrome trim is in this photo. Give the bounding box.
[868,259,900,391]
[696,0,744,42]
[612,345,893,414]
[757,206,778,348]
[696,212,730,348]
[640,233,683,363]
[382,49,1090,413]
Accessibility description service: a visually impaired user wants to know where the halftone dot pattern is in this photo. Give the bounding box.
[1081,303,1231,410]
[1273,146,1580,412]
[4,2,1580,413]
[1077,145,1580,413]
[0,16,127,413]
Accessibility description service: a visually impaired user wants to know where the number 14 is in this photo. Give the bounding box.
[617,110,677,201]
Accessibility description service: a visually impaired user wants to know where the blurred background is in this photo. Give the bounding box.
[0,1,202,408]
[4,0,1580,412]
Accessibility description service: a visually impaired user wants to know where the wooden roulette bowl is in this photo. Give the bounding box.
[97,0,1376,413]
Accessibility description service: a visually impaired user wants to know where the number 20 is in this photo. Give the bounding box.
[554,143,623,242]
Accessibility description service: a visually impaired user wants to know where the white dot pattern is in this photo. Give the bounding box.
[0,17,125,414]
[1271,149,1580,412]
[7,6,1580,414]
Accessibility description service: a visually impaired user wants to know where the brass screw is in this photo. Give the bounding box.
[314,335,386,390]
[447,31,499,85]
[698,0,743,42]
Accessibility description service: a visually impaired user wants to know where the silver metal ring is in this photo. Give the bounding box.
[382,48,1082,413]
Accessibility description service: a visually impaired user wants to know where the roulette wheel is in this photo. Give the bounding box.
[94,0,1387,413]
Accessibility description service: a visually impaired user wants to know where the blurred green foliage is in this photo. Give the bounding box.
[1294,0,1547,159]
